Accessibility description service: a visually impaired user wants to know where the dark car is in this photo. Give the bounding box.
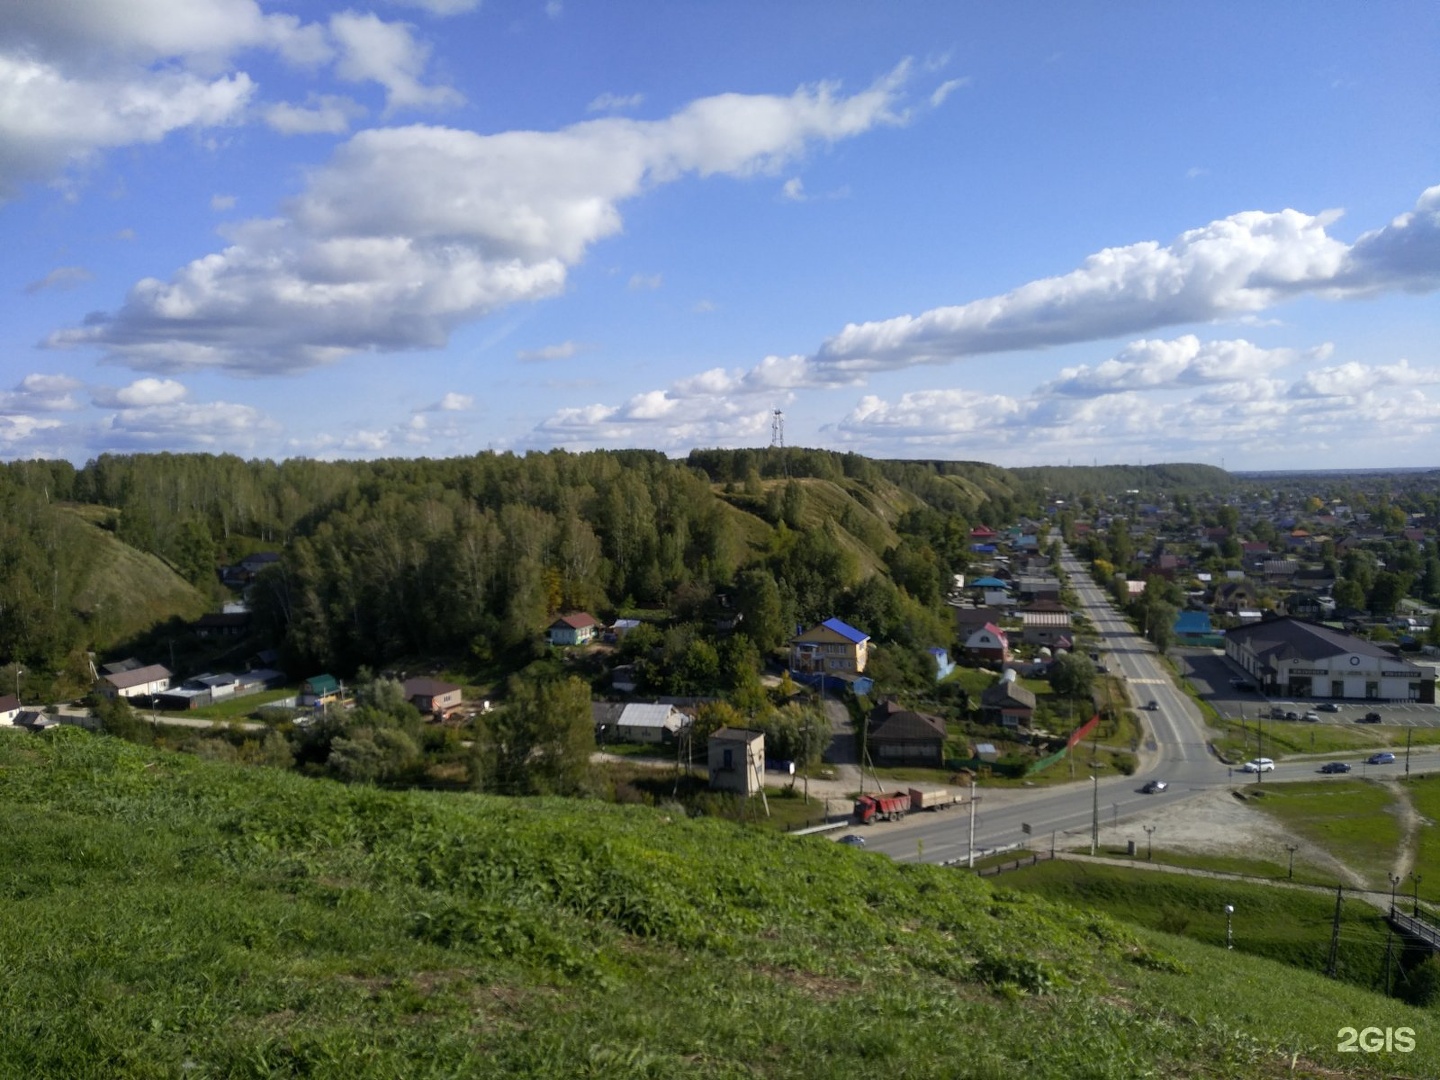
[836,834,866,846]
[1319,761,1352,774]
[1367,752,1396,765]
[1145,700,1158,711]
[1360,712,1383,724]
[1141,779,1169,794]
[1317,702,1340,712]
[1285,711,1300,721]
[1230,677,1256,691]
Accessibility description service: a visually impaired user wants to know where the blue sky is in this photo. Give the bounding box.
[2,1,1437,469]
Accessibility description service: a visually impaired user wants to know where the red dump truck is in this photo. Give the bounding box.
[853,791,911,824]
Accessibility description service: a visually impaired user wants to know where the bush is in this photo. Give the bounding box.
[1114,753,1138,776]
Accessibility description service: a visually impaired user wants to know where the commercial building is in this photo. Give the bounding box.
[1225,617,1434,703]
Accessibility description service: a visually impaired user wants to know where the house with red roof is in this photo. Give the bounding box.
[548,612,599,646]
[964,623,1010,665]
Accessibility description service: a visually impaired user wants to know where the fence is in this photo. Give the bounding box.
[973,850,1055,877]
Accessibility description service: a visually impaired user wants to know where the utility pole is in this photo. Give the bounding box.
[1144,824,1156,861]
[1090,774,1099,856]
[1407,727,1413,779]
[966,777,977,868]
[1327,885,1343,978]
[1285,844,1298,880]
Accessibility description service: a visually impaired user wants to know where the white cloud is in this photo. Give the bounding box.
[0,55,254,200]
[329,11,463,114]
[25,265,93,293]
[587,91,644,114]
[628,272,663,291]
[211,193,236,210]
[546,1,563,19]
[782,177,806,201]
[49,65,912,377]
[92,377,190,408]
[92,396,274,451]
[517,341,580,362]
[435,391,475,410]
[1036,336,1305,397]
[386,0,483,14]
[929,77,969,107]
[692,299,718,313]
[263,94,368,135]
[0,414,64,448]
[1290,358,1440,399]
[0,373,85,413]
[809,185,1440,375]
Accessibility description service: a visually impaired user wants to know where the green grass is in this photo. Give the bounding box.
[1246,781,1403,889]
[158,688,296,722]
[1213,717,1382,761]
[994,859,1392,992]
[2,727,1439,1077]
[1085,845,1347,888]
[1399,774,1440,907]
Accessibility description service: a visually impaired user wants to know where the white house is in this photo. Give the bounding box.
[613,703,687,744]
[97,664,172,701]
[0,695,21,726]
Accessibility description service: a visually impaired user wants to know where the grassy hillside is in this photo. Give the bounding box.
[57,504,211,648]
[1,728,1436,1078]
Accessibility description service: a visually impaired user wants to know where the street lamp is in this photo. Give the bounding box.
[1224,904,1235,949]
[1414,873,1424,918]
[13,667,20,704]
[1090,774,1099,856]
[1143,824,1156,861]
[1390,872,1402,918]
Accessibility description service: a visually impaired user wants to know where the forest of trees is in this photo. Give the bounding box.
[0,448,1044,694]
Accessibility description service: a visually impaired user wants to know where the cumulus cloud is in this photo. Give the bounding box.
[0,373,85,412]
[0,0,462,198]
[587,91,644,113]
[25,266,93,293]
[263,94,367,135]
[810,185,1440,375]
[91,377,190,407]
[386,0,483,14]
[427,391,475,410]
[54,65,912,374]
[517,341,580,362]
[1035,336,1310,397]
[535,394,773,452]
[627,272,663,291]
[329,11,462,114]
[782,177,806,201]
[1290,358,1440,398]
[87,376,276,450]
[0,415,65,448]
[0,55,254,199]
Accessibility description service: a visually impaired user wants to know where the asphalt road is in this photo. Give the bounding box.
[853,547,1440,864]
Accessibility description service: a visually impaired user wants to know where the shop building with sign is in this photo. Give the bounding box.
[1224,617,1434,703]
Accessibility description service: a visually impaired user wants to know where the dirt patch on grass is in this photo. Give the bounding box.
[1092,786,1367,888]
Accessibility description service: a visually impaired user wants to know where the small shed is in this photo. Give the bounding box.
[708,727,765,795]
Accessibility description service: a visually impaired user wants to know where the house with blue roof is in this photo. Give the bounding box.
[790,618,870,675]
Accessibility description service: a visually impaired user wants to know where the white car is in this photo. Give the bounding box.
[1241,758,1275,773]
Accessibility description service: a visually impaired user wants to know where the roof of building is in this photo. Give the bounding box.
[303,674,340,694]
[552,612,598,630]
[1226,617,1420,669]
[1174,611,1213,634]
[710,726,763,743]
[0,695,18,714]
[869,706,946,742]
[981,681,1037,709]
[616,703,683,730]
[818,617,869,643]
[971,576,1008,588]
[402,676,462,698]
[1021,610,1070,627]
[102,664,172,690]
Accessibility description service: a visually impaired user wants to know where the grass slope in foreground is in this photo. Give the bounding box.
[0,729,1436,1079]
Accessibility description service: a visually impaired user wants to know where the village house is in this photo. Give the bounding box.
[867,700,947,764]
[0,695,21,726]
[980,679,1036,729]
[402,677,463,717]
[96,663,172,702]
[964,623,1010,666]
[790,618,870,675]
[548,612,599,646]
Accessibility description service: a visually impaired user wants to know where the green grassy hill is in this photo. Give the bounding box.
[1,727,1436,1078]
[57,504,211,648]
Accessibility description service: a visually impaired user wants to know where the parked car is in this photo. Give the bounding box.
[1316,702,1339,712]
[1360,712,1383,724]
[836,834,866,846]
[1141,779,1169,794]
[1367,752,1396,765]
[1242,758,1276,773]
[1285,711,1300,721]
[1230,677,1256,691]
[1303,711,1321,723]
[1269,707,1286,720]
[1319,762,1352,774]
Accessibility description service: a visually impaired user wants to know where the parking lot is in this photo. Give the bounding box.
[1173,648,1440,728]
